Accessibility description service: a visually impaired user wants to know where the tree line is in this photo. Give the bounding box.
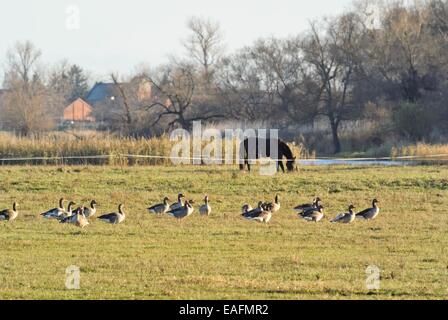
[0,0,447,154]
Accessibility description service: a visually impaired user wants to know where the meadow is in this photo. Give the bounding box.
[0,164,447,300]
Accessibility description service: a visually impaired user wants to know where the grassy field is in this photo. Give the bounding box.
[0,164,447,300]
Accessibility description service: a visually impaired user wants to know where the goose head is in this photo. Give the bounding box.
[178,193,185,201]
[13,202,19,211]
[204,195,209,204]
[90,200,97,208]
[275,194,279,204]
[257,201,264,208]
[163,196,170,204]
[186,200,194,208]
[348,204,356,213]
[372,199,379,207]
[118,204,125,214]
[315,197,322,206]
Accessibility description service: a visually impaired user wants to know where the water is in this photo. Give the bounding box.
[298,159,409,166]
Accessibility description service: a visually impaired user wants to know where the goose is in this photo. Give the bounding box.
[166,200,194,220]
[170,193,185,210]
[356,199,380,220]
[264,195,280,213]
[82,200,97,218]
[299,205,324,222]
[56,201,77,221]
[41,198,66,219]
[331,205,356,224]
[60,207,89,228]
[241,208,272,223]
[98,204,126,224]
[199,195,211,216]
[0,202,19,222]
[241,204,253,214]
[243,201,264,216]
[148,197,170,214]
[294,197,321,212]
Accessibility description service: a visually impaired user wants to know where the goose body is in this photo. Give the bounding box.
[331,205,356,224]
[60,207,89,228]
[242,209,272,223]
[199,196,211,216]
[356,199,380,220]
[148,197,170,214]
[0,202,19,221]
[167,200,194,220]
[299,205,324,222]
[41,198,66,219]
[170,193,185,211]
[98,204,126,224]
[294,197,321,213]
[54,202,76,221]
[83,200,97,218]
[264,195,280,213]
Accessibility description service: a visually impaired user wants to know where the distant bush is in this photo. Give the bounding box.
[393,102,435,142]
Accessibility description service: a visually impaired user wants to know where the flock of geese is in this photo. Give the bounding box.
[0,193,380,228]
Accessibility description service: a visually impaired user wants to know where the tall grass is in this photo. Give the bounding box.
[391,143,448,160]
[0,131,313,166]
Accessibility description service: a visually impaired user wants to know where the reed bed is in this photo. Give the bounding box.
[0,131,312,166]
[391,143,448,160]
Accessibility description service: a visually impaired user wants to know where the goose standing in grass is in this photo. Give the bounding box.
[199,196,211,216]
[241,204,253,214]
[148,197,170,215]
[98,204,126,224]
[294,197,321,213]
[264,194,281,213]
[244,201,264,216]
[166,200,194,220]
[41,198,66,219]
[82,200,97,218]
[356,199,380,220]
[170,193,185,210]
[331,205,356,224]
[0,202,19,222]
[299,205,324,222]
[60,207,89,228]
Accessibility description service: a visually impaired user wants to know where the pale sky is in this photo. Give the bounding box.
[0,0,353,81]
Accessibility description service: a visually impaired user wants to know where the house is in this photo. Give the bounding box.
[63,98,95,123]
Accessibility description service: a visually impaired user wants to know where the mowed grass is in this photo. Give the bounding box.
[0,165,447,300]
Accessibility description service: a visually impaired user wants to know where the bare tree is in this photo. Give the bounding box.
[144,64,224,131]
[1,41,59,135]
[183,16,224,84]
[302,14,365,153]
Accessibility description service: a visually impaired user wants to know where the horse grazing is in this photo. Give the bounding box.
[239,138,297,173]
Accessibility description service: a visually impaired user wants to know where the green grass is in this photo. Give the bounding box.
[0,165,447,300]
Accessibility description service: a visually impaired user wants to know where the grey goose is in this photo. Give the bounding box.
[331,205,356,224]
[98,204,126,224]
[166,200,194,220]
[299,205,324,222]
[199,195,211,216]
[356,199,380,220]
[0,202,19,222]
[170,193,185,210]
[148,197,170,214]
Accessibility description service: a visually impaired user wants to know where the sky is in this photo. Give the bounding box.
[0,0,354,81]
